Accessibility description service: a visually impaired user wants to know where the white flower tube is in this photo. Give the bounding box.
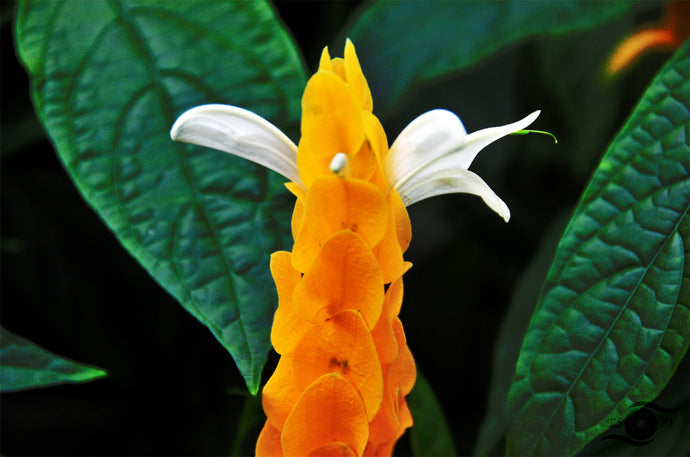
[385,110,540,220]
[171,104,303,188]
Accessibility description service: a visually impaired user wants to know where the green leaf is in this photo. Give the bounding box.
[506,42,690,456]
[408,368,457,457]
[0,326,107,392]
[578,354,689,456]
[344,0,639,115]
[15,0,306,394]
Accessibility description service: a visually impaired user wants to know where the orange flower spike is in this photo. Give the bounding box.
[173,39,541,457]
[606,1,689,76]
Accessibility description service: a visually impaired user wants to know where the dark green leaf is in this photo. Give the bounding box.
[578,354,689,456]
[0,326,107,392]
[15,0,306,394]
[506,43,690,456]
[345,0,640,115]
[408,368,457,457]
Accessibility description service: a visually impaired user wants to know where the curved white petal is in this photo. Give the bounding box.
[170,104,302,187]
[386,110,540,194]
[384,109,467,191]
[461,110,540,168]
[398,168,511,222]
[399,111,540,191]
[387,109,540,219]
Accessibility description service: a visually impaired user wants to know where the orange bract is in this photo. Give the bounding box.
[262,355,300,430]
[298,71,367,187]
[258,41,415,457]
[308,442,357,457]
[292,309,384,421]
[390,318,417,397]
[292,230,384,328]
[281,373,369,457]
[269,251,311,355]
[256,420,283,457]
[305,176,388,248]
[371,270,407,365]
[343,40,373,112]
[373,198,407,283]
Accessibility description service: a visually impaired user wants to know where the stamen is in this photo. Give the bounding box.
[329,152,350,178]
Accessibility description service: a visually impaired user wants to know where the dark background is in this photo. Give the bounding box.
[1,1,680,456]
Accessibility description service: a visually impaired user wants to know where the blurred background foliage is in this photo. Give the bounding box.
[1,1,686,456]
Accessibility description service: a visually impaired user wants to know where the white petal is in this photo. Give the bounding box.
[398,111,541,194]
[171,104,302,187]
[461,110,541,168]
[387,110,541,219]
[384,109,467,190]
[399,168,511,222]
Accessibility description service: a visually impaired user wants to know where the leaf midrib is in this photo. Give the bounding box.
[89,0,251,365]
[524,199,689,456]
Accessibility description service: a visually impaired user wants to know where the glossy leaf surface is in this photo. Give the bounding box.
[0,326,107,392]
[345,0,638,115]
[15,0,306,394]
[506,43,689,456]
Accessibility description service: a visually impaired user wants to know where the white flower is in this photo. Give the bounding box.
[384,109,540,222]
[171,105,540,222]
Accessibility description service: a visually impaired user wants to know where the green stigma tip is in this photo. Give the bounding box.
[513,129,558,144]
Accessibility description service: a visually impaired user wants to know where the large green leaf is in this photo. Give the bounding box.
[15,0,306,394]
[407,368,457,457]
[506,42,689,456]
[344,0,640,115]
[0,326,107,392]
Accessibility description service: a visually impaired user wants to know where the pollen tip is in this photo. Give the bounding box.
[330,152,350,177]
